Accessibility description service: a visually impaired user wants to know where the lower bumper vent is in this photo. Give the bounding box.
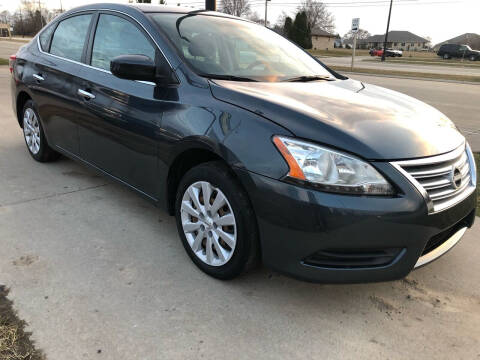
[303,248,403,269]
[422,210,475,256]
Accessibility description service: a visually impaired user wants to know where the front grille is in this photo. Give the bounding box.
[392,144,476,214]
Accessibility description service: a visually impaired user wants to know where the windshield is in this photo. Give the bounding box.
[149,13,334,82]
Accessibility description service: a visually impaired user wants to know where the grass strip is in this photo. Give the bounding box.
[308,49,370,57]
[363,58,480,68]
[329,65,480,83]
[0,58,9,66]
[0,286,44,360]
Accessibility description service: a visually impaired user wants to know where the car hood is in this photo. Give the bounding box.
[209,78,464,160]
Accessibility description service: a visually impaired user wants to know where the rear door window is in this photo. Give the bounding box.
[50,14,93,62]
[39,23,55,51]
[91,14,155,71]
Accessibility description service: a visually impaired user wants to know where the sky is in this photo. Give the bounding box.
[0,0,479,45]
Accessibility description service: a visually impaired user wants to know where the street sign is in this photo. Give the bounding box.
[351,18,360,33]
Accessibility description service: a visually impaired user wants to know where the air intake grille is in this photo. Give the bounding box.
[392,144,476,214]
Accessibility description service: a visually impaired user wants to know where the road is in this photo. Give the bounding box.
[322,56,480,77]
[1,68,480,359]
[0,40,27,59]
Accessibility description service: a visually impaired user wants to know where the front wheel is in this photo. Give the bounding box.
[175,161,259,280]
[470,55,477,61]
[22,100,60,162]
[443,53,450,59]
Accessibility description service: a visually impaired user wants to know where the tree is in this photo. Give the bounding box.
[297,0,334,33]
[220,0,251,17]
[247,12,266,25]
[12,1,46,36]
[343,28,371,41]
[286,11,311,49]
[283,16,293,38]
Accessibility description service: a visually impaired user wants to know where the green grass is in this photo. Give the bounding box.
[308,48,438,59]
[0,58,9,65]
[363,58,480,68]
[474,153,480,215]
[329,65,480,83]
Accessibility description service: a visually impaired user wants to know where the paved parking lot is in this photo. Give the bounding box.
[0,66,479,359]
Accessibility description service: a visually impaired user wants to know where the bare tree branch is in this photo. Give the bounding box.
[220,0,251,17]
[297,0,334,33]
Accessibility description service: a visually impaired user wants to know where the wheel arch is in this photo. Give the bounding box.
[165,139,236,216]
[15,90,33,128]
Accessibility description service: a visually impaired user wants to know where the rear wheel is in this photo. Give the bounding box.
[469,55,477,61]
[175,161,259,280]
[22,100,60,162]
[443,53,450,59]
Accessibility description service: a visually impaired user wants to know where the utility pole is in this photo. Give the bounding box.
[350,18,359,71]
[205,0,216,10]
[264,0,270,27]
[381,0,393,62]
[351,33,357,70]
[38,0,44,28]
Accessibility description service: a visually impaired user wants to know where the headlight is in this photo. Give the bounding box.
[273,136,394,195]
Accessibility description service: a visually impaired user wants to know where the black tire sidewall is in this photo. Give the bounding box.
[174,162,258,280]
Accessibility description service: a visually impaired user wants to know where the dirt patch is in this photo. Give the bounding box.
[369,295,396,312]
[12,256,38,267]
[0,286,44,360]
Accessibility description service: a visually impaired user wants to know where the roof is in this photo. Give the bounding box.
[62,3,238,17]
[434,33,480,50]
[360,31,429,43]
[311,29,336,38]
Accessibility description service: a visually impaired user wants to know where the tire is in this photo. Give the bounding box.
[22,100,60,162]
[175,161,259,280]
[469,55,477,61]
[443,53,450,59]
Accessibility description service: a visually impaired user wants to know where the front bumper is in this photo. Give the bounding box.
[234,162,476,283]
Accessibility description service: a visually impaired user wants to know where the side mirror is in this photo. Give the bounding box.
[110,54,176,86]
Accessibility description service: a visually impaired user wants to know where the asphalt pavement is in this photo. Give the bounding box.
[0,65,479,359]
[0,40,27,59]
[322,56,480,77]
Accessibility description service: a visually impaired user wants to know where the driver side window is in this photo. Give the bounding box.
[91,14,155,71]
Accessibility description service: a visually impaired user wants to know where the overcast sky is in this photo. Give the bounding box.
[1,0,478,45]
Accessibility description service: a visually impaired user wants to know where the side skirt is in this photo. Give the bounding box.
[55,145,160,206]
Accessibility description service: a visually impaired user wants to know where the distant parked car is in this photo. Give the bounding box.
[437,44,480,61]
[369,48,402,57]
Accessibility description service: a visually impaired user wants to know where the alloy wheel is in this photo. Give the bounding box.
[23,108,41,155]
[180,181,237,266]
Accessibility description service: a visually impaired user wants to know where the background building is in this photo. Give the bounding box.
[0,23,11,37]
[359,31,430,50]
[311,29,337,50]
[433,33,480,51]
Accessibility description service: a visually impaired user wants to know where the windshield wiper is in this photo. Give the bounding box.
[202,74,259,82]
[283,75,334,82]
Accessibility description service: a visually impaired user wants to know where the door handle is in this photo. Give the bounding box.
[33,73,44,81]
[77,89,95,100]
